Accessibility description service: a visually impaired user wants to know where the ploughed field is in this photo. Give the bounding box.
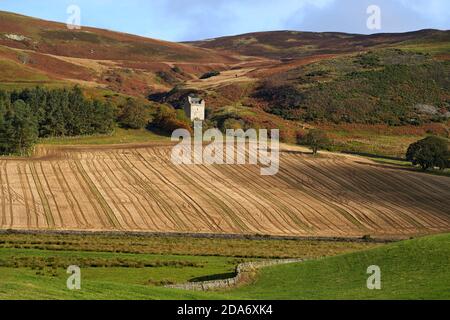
[0,143,449,238]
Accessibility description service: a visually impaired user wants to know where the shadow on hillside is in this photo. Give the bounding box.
[281,150,314,156]
[342,151,406,161]
[189,272,236,283]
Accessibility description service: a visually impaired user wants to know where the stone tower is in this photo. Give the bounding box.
[184,96,205,121]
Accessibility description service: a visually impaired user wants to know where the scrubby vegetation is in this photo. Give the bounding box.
[0,255,202,269]
[149,104,192,135]
[118,98,150,129]
[300,129,331,154]
[253,81,304,119]
[254,50,450,125]
[0,233,376,259]
[156,71,181,86]
[200,70,220,79]
[0,86,114,155]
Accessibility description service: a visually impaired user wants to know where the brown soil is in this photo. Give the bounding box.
[1,143,449,238]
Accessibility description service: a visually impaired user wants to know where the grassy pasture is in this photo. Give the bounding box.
[319,123,450,158]
[0,248,239,300]
[329,130,422,158]
[0,233,448,299]
[0,232,377,259]
[368,157,450,178]
[0,59,51,84]
[223,233,450,300]
[39,128,169,145]
[0,232,377,299]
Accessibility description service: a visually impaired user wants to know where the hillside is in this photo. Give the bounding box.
[0,11,236,95]
[219,233,450,299]
[0,11,232,62]
[253,49,450,125]
[1,11,450,157]
[154,47,450,146]
[188,29,450,60]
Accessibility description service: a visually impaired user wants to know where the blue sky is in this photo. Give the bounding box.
[0,0,449,41]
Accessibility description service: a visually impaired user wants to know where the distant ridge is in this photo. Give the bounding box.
[187,29,450,59]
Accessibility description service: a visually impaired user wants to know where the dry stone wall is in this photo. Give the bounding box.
[165,259,304,291]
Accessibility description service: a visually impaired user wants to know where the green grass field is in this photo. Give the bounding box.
[327,129,425,159]
[0,233,448,300]
[368,157,450,178]
[221,233,450,300]
[39,128,169,146]
[0,248,241,300]
[0,233,375,259]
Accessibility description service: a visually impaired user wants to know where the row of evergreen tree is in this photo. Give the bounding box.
[0,87,114,155]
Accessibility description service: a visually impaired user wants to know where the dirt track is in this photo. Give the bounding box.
[0,143,449,238]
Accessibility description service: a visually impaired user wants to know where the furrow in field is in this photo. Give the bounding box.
[196,162,299,235]
[170,164,257,233]
[84,156,139,230]
[123,149,202,231]
[284,156,422,234]
[78,157,127,230]
[28,162,53,228]
[321,160,422,229]
[290,157,402,231]
[106,150,169,230]
[70,160,118,229]
[364,164,450,225]
[187,146,255,233]
[303,156,450,232]
[276,156,367,234]
[17,163,32,228]
[63,160,105,229]
[53,162,88,228]
[4,163,27,228]
[1,144,449,237]
[153,148,250,233]
[23,164,43,228]
[352,169,447,230]
[112,149,188,231]
[50,161,84,229]
[37,162,64,228]
[149,148,238,233]
[290,155,417,233]
[0,161,7,227]
[193,164,277,234]
[189,144,314,234]
[339,160,449,230]
[134,148,222,232]
[43,161,82,228]
[99,153,155,230]
[214,161,314,234]
[3,162,14,228]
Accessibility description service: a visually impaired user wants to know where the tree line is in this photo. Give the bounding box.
[0,87,114,155]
